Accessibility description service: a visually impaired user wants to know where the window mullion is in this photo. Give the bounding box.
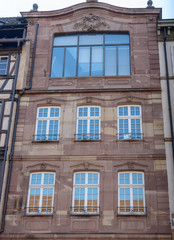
[63,47,66,77]
[90,46,92,76]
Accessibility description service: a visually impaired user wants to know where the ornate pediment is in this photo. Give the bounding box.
[114,161,148,170]
[74,13,110,32]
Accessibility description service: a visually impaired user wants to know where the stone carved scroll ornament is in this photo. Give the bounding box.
[74,13,110,32]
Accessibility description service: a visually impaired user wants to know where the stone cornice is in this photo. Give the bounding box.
[21,2,162,19]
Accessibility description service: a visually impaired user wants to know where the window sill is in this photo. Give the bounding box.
[32,140,59,144]
[117,213,146,216]
[117,139,143,142]
[25,213,53,216]
[70,212,100,216]
[74,140,101,142]
[49,75,131,80]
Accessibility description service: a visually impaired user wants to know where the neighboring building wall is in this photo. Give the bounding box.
[0,18,28,228]
[0,2,171,240]
[158,20,174,239]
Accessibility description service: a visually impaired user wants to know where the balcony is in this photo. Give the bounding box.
[25,207,53,215]
[117,133,143,140]
[70,206,100,215]
[34,134,59,141]
[75,133,100,141]
[118,206,146,215]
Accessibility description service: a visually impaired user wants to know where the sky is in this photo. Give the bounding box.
[0,0,173,19]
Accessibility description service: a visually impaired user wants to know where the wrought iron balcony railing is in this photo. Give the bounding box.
[75,133,100,141]
[34,134,59,141]
[118,206,146,215]
[71,206,100,214]
[26,207,53,215]
[117,133,143,140]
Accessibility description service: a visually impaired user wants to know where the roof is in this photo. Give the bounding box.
[0,17,27,27]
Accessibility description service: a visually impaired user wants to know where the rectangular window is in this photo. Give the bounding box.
[118,172,145,214]
[51,34,130,77]
[72,172,99,214]
[118,105,142,140]
[35,107,60,141]
[76,106,100,140]
[0,57,8,75]
[27,172,55,215]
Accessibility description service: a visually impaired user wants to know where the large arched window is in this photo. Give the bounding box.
[51,34,130,77]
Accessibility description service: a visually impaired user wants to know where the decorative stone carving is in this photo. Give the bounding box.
[83,162,89,170]
[128,162,134,170]
[74,13,110,32]
[86,97,92,103]
[30,3,38,12]
[40,163,47,170]
[147,0,154,8]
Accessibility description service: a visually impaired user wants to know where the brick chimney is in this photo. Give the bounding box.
[86,0,98,2]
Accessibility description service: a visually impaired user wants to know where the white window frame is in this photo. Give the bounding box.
[35,106,60,141]
[72,172,100,215]
[26,172,55,215]
[76,106,101,140]
[118,172,145,215]
[171,45,174,75]
[0,56,8,75]
[117,105,142,140]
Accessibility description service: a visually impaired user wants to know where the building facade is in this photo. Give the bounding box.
[0,0,171,239]
[158,19,174,239]
[0,17,28,232]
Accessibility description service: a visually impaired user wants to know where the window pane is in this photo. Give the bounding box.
[105,46,117,76]
[78,107,88,117]
[90,119,99,140]
[38,108,48,118]
[118,107,128,116]
[90,107,100,117]
[50,108,59,117]
[119,173,130,184]
[29,188,40,212]
[88,173,99,184]
[105,34,129,44]
[75,173,85,184]
[54,36,77,46]
[44,173,55,185]
[51,48,64,77]
[48,120,59,140]
[64,47,77,77]
[78,47,90,76]
[118,46,130,75]
[31,173,42,185]
[0,57,8,75]
[79,34,103,45]
[91,47,103,76]
[130,106,140,116]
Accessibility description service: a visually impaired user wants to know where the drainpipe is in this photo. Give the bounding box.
[163,27,174,161]
[0,23,39,233]
[22,23,39,92]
